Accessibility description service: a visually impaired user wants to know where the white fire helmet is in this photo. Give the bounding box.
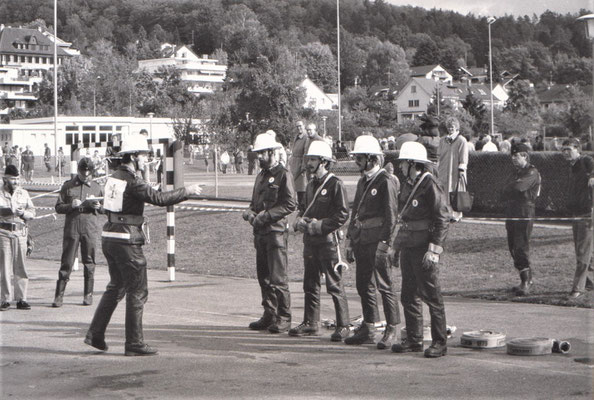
[398,141,430,163]
[306,140,333,161]
[119,134,150,155]
[253,133,282,152]
[350,135,383,155]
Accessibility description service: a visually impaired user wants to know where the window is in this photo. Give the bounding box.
[83,126,96,131]
[408,100,420,108]
[411,85,416,94]
[65,126,79,131]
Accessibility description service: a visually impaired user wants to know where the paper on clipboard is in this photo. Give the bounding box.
[103,177,127,212]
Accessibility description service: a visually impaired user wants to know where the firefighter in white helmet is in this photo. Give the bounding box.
[290,140,351,341]
[344,135,401,349]
[85,134,202,356]
[391,141,450,358]
[243,133,296,334]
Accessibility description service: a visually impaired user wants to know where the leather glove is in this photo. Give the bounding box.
[242,210,256,225]
[375,241,392,268]
[252,211,269,229]
[306,218,323,236]
[293,217,308,233]
[422,250,440,271]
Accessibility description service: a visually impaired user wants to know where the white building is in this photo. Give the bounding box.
[137,45,227,96]
[0,66,41,112]
[0,116,190,156]
[410,64,453,84]
[300,77,337,111]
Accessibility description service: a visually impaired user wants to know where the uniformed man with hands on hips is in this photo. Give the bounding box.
[344,135,400,349]
[390,142,450,358]
[290,140,351,342]
[53,158,104,308]
[84,134,202,356]
[243,133,297,334]
[0,164,35,311]
[501,143,541,296]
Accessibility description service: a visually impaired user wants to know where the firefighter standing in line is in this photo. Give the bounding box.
[391,142,450,358]
[84,134,202,356]
[344,135,400,349]
[243,133,297,334]
[290,140,351,342]
[53,158,104,307]
[501,143,541,296]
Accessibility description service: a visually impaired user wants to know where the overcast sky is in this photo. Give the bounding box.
[386,0,592,17]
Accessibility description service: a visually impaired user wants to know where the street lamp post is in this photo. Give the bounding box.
[147,112,155,141]
[577,14,594,141]
[487,17,496,138]
[321,115,327,136]
[93,75,101,117]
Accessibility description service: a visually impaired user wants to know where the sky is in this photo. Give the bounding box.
[386,0,592,17]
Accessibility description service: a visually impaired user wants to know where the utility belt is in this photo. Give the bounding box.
[0,221,26,233]
[399,219,432,231]
[108,213,145,226]
[352,216,384,230]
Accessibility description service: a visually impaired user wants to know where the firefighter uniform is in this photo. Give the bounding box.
[501,149,541,291]
[395,173,450,348]
[347,168,400,328]
[297,172,350,332]
[54,163,104,306]
[248,163,296,331]
[86,162,190,354]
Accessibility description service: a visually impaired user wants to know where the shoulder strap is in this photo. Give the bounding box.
[398,172,431,220]
[303,173,335,218]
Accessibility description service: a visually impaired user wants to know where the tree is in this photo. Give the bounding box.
[411,37,439,67]
[363,41,409,88]
[298,42,337,92]
[563,86,593,137]
[462,92,489,135]
[504,80,540,119]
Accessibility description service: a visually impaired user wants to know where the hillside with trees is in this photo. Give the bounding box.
[1,0,592,144]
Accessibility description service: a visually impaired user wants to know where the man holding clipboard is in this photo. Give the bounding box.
[53,158,104,307]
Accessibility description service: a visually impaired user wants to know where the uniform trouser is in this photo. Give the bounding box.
[254,232,291,322]
[353,242,400,326]
[303,241,349,327]
[0,230,28,302]
[59,232,96,285]
[572,219,594,292]
[505,219,533,270]
[88,241,148,347]
[400,246,447,345]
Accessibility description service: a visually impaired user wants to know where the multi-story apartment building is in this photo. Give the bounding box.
[138,44,227,96]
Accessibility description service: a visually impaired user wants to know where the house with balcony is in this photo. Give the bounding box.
[0,66,42,113]
[410,64,453,84]
[137,45,227,96]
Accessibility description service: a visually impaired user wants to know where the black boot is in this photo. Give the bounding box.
[52,280,67,308]
[344,322,375,345]
[83,277,94,306]
[377,324,397,349]
[248,313,275,330]
[514,268,533,296]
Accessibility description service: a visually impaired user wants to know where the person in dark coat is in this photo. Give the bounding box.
[416,114,440,163]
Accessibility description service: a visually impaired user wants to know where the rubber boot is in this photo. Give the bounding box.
[52,280,67,308]
[514,268,533,296]
[344,322,375,345]
[83,277,94,306]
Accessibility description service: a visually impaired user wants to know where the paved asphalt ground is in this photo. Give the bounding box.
[1,259,592,399]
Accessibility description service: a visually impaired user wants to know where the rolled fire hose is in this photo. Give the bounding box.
[506,337,554,356]
[460,330,507,349]
[552,339,571,354]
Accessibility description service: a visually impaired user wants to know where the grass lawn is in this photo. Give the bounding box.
[29,194,592,309]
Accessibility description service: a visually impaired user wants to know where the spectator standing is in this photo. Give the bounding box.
[0,165,35,311]
[3,142,10,167]
[242,133,296,334]
[501,143,541,296]
[91,150,104,177]
[344,135,400,349]
[84,134,202,356]
[234,148,245,174]
[288,121,310,207]
[533,136,544,151]
[561,138,594,299]
[290,140,350,342]
[21,146,35,183]
[499,135,512,154]
[417,114,440,163]
[52,158,104,307]
[188,144,194,165]
[44,143,52,172]
[247,145,258,175]
[437,117,469,220]
[220,150,230,174]
[57,147,66,176]
[481,135,498,152]
[391,142,450,358]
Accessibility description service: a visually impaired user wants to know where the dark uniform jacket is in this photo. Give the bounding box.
[55,176,104,236]
[347,169,398,246]
[501,163,541,217]
[298,173,349,245]
[567,155,593,216]
[417,135,440,163]
[102,165,188,245]
[395,173,450,250]
[249,163,296,234]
